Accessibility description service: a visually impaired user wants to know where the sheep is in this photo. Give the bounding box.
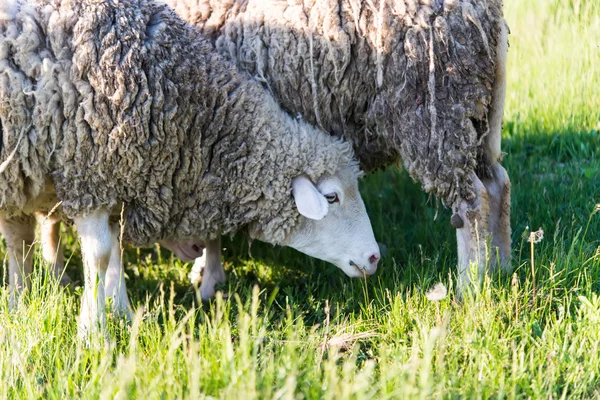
[0,0,381,336]
[161,0,512,292]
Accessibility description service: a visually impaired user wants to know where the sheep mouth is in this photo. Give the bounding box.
[349,260,367,274]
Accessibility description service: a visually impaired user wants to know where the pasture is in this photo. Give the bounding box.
[0,0,599,398]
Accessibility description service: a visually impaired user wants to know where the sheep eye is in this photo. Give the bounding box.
[325,193,339,204]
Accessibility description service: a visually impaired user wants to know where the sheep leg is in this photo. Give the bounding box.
[37,214,72,286]
[189,250,206,285]
[0,214,36,308]
[199,234,225,300]
[74,210,113,338]
[483,20,511,273]
[455,20,511,294]
[104,227,132,321]
[454,174,491,293]
[481,163,511,272]
[454,164,511,291]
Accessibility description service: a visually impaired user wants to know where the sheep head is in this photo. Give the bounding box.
[284,166,381,277]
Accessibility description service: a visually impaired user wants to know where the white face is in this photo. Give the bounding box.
[283,167,381,277]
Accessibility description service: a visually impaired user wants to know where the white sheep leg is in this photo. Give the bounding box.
[0,214,36,308]
[455,19,511,295]
[37,214,72,286]
[482,163,511,273]
[189,251,206,285]
[454,175,491,294]
[454,165,511,295]
[483,20,511,273]
[104,226,132,321]
[199,235,225,301]
[74,210,113,339]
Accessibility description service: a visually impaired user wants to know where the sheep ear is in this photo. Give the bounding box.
[292,176,329,220]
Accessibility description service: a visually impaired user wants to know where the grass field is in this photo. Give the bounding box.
[1,0,599,398]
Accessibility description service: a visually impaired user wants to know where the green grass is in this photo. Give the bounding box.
[1,0,599,398]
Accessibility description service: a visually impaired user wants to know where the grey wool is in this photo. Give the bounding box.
[0,0,358,246]
[161,0,506,205]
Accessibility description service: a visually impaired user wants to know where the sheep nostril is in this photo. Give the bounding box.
[369,253,380,266]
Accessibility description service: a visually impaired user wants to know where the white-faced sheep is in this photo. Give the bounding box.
[161,0,512,292]
[0,0,380,335]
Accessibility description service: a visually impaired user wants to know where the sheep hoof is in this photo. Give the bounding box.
[451,213,464,229]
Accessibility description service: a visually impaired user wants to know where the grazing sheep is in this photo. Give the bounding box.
[0,0,380,335]
[162,0,512,291]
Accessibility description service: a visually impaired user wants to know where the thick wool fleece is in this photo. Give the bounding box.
[0,0,357,246]
[162,0,504,204]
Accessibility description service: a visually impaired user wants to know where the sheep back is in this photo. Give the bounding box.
[167,0,505,204]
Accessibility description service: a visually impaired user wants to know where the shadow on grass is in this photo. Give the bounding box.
[0,125,598,319]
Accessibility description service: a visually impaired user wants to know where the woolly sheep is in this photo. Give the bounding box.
[0,0,380,335]
[162,0,512,292]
